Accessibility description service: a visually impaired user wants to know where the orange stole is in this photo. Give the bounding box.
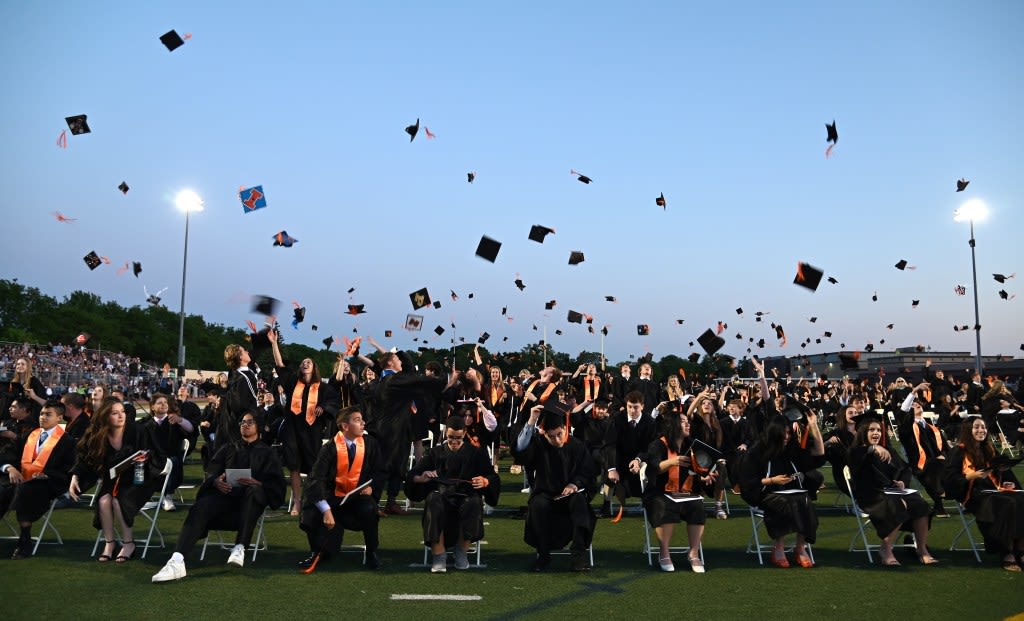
[488,385,504,408]
[962,449,999,505]
[911,422,944,470]
[21,426,64,479]
[333,434,365,496]
[660,437,690,493]
[526,380,556,404]
[582,377,600,402]
[290,380,321,425]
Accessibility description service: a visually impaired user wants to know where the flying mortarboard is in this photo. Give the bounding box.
[567,310,583,324]
[545,300,557,310]
[432,300,442,309]
[478,332,490,345]
[637,324,650,336]
[384,330,392,338]
[794,262,824,292]
[827,276,839,285]
[273,230,298,247]
[322,336,334,349]
[953,325,970,332]
[655,193,666,209]
[825,120,838,158]
[993,273,1015,284]
[118,181,129,194]
[159,29,186,52]
[601,325,609,336]
[570,168,592,184]
[475,236,501,263]
[956,178,970,192]
[999,289,1013,300]
[514,276,526,291]
[434,325,445,336]
[568,251,585,265]
[687,352,700,363]
[291,305,306,327]
[346,304,366,315]
[83,251,102,270]
[697,329,725,355]
[467,171,475,183]
[809,317,818,323]
[251,295,279,317]
[405,118,420,142]
[736,307,743,315]
[132,262,142,277]
[555,329,563,336]
[405,314,423,331]
[872,291,878,302]
[911,300,920,308]
[894,259,915,271]
[606,296,617,303]
[528,225,556,243]
[311,325,318,331]
[65,115,90,135]
[409,288,431,310]
[239,186,267,213]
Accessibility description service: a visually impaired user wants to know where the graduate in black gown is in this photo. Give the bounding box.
[738,409,825,568]
[406,415,500,573]
[847,412,935,566]
[151,411,286,582]
[571,397,614,517]
[643,406,711,573]
[824,404,858,497]
[942,416,1024,571]
[69,397,167,563]
[0,400,76,559]
[604,391,657,519]
[513,403,596,572]
[298,406,386,571]
[140,392,199,512]
[220,343,261,453]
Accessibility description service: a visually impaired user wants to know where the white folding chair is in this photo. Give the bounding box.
[174,439,197,506]
[994,418,1017,457]
[949,501,983,563]
[200,508,269,562]
[639,463,703,567]
[746,502,815,565]
[91,458,173,558]
[843,466,916,563]
[414,538,486,569]
[2,497,64,554]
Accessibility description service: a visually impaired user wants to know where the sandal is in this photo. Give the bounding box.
[98,539,116,563]
[917,553,939,566]
[115,540,136,563]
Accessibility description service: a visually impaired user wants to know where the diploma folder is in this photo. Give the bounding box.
[883,487,918,496]
[339,479,373,506]
[225,469,251,487]
[108,450,146,480]
[664,492,703,503]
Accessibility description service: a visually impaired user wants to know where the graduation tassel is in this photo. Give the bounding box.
[56,129,68,149]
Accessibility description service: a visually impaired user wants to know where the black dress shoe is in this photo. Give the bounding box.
[297,553,319,569]
[570,551,591,572]
[364,552,381,570]
[11,545,31,560]
[530,552,551,572]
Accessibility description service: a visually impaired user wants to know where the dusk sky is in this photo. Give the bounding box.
[2,1,1022,364]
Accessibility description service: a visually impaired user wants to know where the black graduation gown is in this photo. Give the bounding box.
[276,366,339,473]
[643,437,707,527]
[220,367,260,450]
[604,411,657,498]
[942,446,1024,556]
[369,368,446,478]
[406,443,500,544]
[0,429,76,523]
[847,445,930,538]
[738,441,824,542]
[824,426,855,495]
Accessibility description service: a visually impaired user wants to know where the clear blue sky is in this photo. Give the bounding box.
[2,1,1022,364]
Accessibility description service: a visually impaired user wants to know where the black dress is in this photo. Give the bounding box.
[738,441,823,542]
[847,445,930,538]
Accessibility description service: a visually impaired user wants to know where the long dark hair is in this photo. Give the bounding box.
[657,409,689,451]
[957,418,995,468]
[762,416,791,460]
[78,397,124,470]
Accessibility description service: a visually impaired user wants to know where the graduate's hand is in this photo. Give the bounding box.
[237,477,260,487]
[214,476,232,494]
[414,470,438,484]
[69,475,81,501]
[471,476,488,489]
[267,328,278,342]
[607,469,620,483]
[873,446,892,463]
[628,458,641,474]
[359,486,373,496]
[7,469,24,484]
[323,510,336,530]
[528,404,543,424]
[200,421,210,428]
[891,480,905,490]
[560,483,578,497]
[314,406,324,418]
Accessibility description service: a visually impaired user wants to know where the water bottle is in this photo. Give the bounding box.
[133,459,145,485]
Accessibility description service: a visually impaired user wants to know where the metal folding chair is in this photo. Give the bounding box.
[91,458,173,559]
[950,501,983,563]
[842,466,916,563]
[200,508,269,562]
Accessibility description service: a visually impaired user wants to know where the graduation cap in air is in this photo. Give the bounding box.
[118,181,130,194]
[827,276,839,285]
[347,304,366,315]
[605,296,618,303]
[825,120,838,157]
[432,300,442,309]
[567,310,584,324]
[65,115,90,135]
[347,287,356,294]
[655,193,666,209]
[467,171,475,183]
[384,330,392,338]
[809,317,818,323]
[601,325,609,336]
[894,259,915,271]
[794,262,824,292]
[311,325,318,331]
[528,225,556,243]
[911,300,920,308]
[956,178,970,192]
[291,305,306,328]
[676,319,685,325]
[554,329,563,336]
[823,331,833,338]
[478,332,490,345]
[736,307,743,315]
[697,329,725,355]
[514,276,526,291]
[886,323,894,330]
[775,324,787,346]
[405,314,423,331]
[545,300,557,310]
[687,352,700,363]
[159,29,187,52]
[570,168,592,184]
[999,289,1013,300]
[872,292,878,302]
[568,251,585,265]
[409,287,431,310]
[865,343,875,352]
[405,118,420,142]
[321,336,334,349]
[953,324,970,332]
[756,338,766,348]
[434,325,445,336]
[637,324,650,336]
[251,295,280,317]
[475,236,501,263]
[239,186,267,213]
[993,273,1015,283]
[131,261,142,277]
[83,251,102,270]
[145,286,167,307]
[273,231,298,247]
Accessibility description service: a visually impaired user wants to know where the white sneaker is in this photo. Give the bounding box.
[227,544,245,568]
[161,497,176,512]
[430,553,447,573]
[521,486,531,494]
[454,547,470,570]
[483,503,494,516]
[152,558,186,583]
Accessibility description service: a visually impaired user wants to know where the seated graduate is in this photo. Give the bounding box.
[897,388,949,517]
[141,392,198,513]
[942,416,1024,571]
[824,404,859,498]
[151,411,286,582]
[406,415,500,573]
[69,397,167,563]
[512,402,596,573]
[847,412,936,566]
[643,405,713,573]
[298,406,385,571]
[604,390,657,521]
[738,407,825,569]
[0,400,75,559]
[571,397,615,517]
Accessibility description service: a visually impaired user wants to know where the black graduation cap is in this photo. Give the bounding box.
[478,332,490,345]
[568,251,585,265]
[501,306,507,316]
[687,352,700,363]
[311,325,318,331]
[434,325,445,336]
[601,325,609,336]
[999,289,1011,300]
[606,296,617,303]
[118,181,129,194]
[467,171,475,183]
[953,324,970,332]
[528,225,556,243]
[956,178,970,192]
[851,410,882,428]
[865,343,875,352]
[637,324,650,336]
[160,29,185,52]
[690,439,722,471]
[384,330,392,338]
[571,169,592,184]
[815,338,822,344]
[809,317,818,323]
[993,273,1014,283]
[292,306,306,326]
[65,115,90,135]
[736,307,743,315]
[432,300,442,309]
[131,261,142,277]
[655,193,666,209]
[825,120,838,146]
[405,118,420,142]
[895,259,912,271]
[675,319,685,325]
[514,277,526,291]
[555,329,563,336]
[540,404,570,430]
[251,295,279,317]
[83,251,101,270]
[468,293,474,299]
[827,276,839,285]
[886,323,894,330]
[872,292,878,302]
[347,287,356,294]
[911,300,920,308]
[321,336,334,349]
[567,310,583,324]
[794,262,824,292]
[775,324,786,342]
[346,304,366,315]
[823,331,833,338]
[697,329,725,355]
[409,287,431,310]
[735,333,743,339]
[475,236,501,263]
[545,300,557,310]
[756,338,766,348]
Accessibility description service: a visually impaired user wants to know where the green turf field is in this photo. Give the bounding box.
[4,456,1023,621]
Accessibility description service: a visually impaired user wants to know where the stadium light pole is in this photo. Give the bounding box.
[175,190,204,389]
[953,199,988,377]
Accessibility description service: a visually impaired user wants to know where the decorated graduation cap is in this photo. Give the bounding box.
[65,115,90,135]
[475,235,501,263]
[239,186,267,213]
[83,251,102,270]
[528,225,555,243]
[405,118,420,142]
[346,304,366,315]
[570,168,592,184]
[568,251,585,265]
[824,120,838,158]
[956,178,970,192]
[118,181,130,194]
[251,295,280,317]
[636,324,650,336]
[409,287,431,310]
[794,262,824,292]
[383,330,392,338]
[273,230,298,247]
[405,314,423,331]
[697,329,725,355]
[159,29,188,52]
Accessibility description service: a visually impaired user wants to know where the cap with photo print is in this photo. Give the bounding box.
[637,324,650,336]
[83,251,102,270]
[410,287,431,310]
[65,115,90,135]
